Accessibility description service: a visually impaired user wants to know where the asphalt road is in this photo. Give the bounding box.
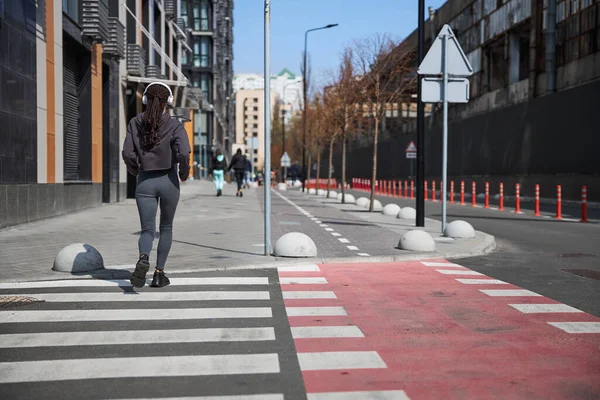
[346,189,600,317]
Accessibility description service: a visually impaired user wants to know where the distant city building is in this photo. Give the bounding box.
[233,68,303,114]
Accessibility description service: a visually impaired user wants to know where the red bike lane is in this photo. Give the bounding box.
[279,260,600,400]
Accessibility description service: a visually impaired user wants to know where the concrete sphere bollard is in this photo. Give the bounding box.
[309,188,317,195]
[293,180,302,187]
[397,206,416,219]
[328,191,338,199]
[340,194,356,204]
[363,199,382,211]
[444,220,476,238]
[273,232,318,257]
[356,197,370,208]
[317,189,326,196]
[278,183,287,191]
[382,204,401,216]
[398,230,436,252]
[53,243,104,273]
[336,193,343,201]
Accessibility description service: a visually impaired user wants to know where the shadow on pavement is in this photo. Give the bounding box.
[172,239,261,257]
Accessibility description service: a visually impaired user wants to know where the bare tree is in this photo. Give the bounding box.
[322,47,360,202]
[353,34,415,211]
[300,51,312,189]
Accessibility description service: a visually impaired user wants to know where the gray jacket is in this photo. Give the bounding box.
[122,112,191,179]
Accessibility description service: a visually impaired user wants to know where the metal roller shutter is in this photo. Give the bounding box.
[63,40,80,181]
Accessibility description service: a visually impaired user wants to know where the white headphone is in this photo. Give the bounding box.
[142,82,173,106]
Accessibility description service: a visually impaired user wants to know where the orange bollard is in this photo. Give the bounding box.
[404,180,408,198]
[410,180,415,199]
[581,186,588,223]
[534,184,541,216]
[556,185,563,219]
[484,182,490,208]
[432,181,437,202]
[471,182,477,207]
[450,181,455,203]
[515,183,522,213]
[460,181,465,205]
[424,181,429,201]
[498,183,504,211]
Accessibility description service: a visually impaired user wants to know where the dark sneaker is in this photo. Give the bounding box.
[150,270,170,288]
[239,190,243,197]
[217,189,222,197]
[130,254,150,288]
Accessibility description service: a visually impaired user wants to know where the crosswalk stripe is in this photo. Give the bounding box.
[114,396,284,400]
[479,289,542,297]
[280,277,327,284]
[0,327,277,348]
[509,304,583,313]
[0,308,273,323]
[421,262,463,267]
[297,351,386,371]
[456,279,507,284]
[12,291,271,302]
[0,353,281,383]
[307,391,410,400]
[291,326,364,339]
[435,269,483,275]
[0,277,270,289]
[282,291,336,299]
[286,307,347,317]
[547,322,600,333]
[277,265,320,272]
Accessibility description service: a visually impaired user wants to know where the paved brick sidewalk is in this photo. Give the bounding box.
[0,181,267,282]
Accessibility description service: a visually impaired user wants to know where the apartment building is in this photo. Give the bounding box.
[180,0,234,172]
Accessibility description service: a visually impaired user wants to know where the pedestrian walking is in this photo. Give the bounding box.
[122,81,191,288]
[243,157,252,189]
[228,148,247,197]
[211,149,227,197]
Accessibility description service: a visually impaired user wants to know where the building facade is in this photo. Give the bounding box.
[337,0,600,201]
[180,0,234,173]
[234,89,276,171]
[0,0,202,230]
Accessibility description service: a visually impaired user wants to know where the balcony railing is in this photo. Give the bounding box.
[103,18,125,59]
[164,0,176,19]
[126,44,146,77]
[81,0,110,43]
[175,18,187,40]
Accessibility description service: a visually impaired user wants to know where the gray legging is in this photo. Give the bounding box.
[135,167,180,270]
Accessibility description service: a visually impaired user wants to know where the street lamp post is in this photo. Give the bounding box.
[302,23,338,192]
[281,108,286,182]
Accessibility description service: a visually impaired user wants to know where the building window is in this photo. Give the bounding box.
[254,158,258,163]
[253,116,258,120]
[192,76,200,88]
[253,124,258,128]
[63,0,79,23]
[181,0,188,26]
[253,107,258,111]
[254,98,258,102]
[193,36,211,67]
[200,73,211,101]
[192,0,210,31]
[253,132,258,137]
[254,149,258,154]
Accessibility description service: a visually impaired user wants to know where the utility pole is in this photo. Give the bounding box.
[263,0,271,255]
[416,0,426,227]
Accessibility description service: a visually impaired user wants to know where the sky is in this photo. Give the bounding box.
[233,0,446,86]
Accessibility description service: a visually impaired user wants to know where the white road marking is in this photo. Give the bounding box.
[0,354,280,383]
[547,322,600,333]
[279,277,327,285]
[0,277,269,289]
[479,289,542,297]
[421,262,464,267]
[331,233,341,237]
[291,326,364,339]
[307,391,410,400]
[314,220,322,224]
[277,265,320,272]
[115,396,284,400]
[282,291,337,299]
[325,228,335,232]
[456,279,508,285]
[338,238,350,243]
[509,304,583,313]
[14,291,270,302]
[286,307,347,316]
[0,328,276,348]
[0,308,273,323]
[297,351,386,371]
[357,253,370,256]
[347,246,359,251]
[435,269,483,276]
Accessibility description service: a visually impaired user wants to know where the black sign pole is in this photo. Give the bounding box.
[416,0,426,227]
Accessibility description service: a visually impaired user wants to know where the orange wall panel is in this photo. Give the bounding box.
[184,109,194,177]
[91,43,103,183]
[45,0,55,183]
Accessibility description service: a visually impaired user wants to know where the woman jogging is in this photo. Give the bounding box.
[228,148,247,197]
[211,149,227,196]
[122,81,191,288]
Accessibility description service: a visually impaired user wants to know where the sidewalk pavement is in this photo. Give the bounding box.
[0,181,495,283]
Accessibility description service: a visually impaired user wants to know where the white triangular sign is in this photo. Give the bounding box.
[417,25,473,77]
[405,141,417,153]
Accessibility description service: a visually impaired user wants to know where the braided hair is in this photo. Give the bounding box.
[141,83,171,149]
